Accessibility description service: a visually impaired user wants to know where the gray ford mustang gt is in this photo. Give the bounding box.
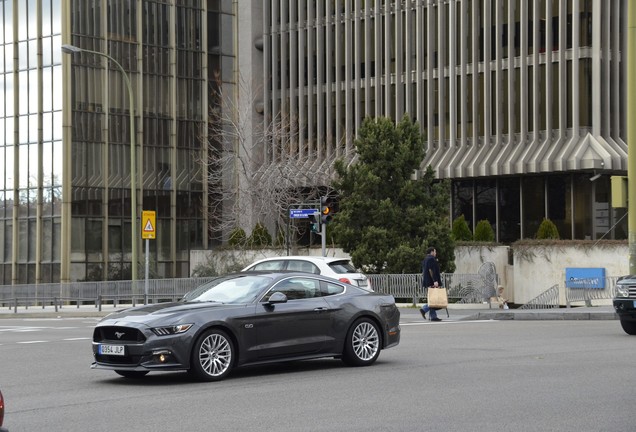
[91,271,401,381]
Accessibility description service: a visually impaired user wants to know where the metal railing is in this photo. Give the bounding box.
[1,270,498,312]
[0,277,217,312]
[518,284,560,309]
[565,276,620,307]
[0,271,623,313]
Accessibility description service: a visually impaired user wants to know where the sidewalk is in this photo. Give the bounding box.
[0,301,618,320]
[399,303,618,321]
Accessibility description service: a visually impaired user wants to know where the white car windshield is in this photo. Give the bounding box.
[183,275,271,304]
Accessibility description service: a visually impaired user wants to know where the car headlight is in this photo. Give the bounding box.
[616,284,630,298]
[151,324,193,336]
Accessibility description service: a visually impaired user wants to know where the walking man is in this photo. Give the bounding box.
[420,246,442,322]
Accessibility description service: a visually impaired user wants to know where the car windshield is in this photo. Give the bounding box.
[182,275,272,304]
[328,260,358,274]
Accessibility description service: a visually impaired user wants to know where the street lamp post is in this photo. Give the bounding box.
[62,44,138,282]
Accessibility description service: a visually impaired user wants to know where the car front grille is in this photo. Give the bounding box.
[94,353,144,365]
[93,326,146,343]
[619,285,636,299]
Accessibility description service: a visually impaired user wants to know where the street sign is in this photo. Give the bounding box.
[142,210,156,239]
[289,208,318,219]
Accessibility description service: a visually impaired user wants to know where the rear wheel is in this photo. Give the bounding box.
[620,319,636,335]
[189,329,234,381]
[114,370,149,379]
[342,318,381,367]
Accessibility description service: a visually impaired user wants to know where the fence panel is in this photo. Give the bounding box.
[565,276,619,307]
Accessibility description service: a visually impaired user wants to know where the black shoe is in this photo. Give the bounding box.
[420,310,427,320]
[431,318,442,322]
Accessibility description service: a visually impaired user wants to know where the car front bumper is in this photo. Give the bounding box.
[613,298,636,320]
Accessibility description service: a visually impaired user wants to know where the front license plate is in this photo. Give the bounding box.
[99,344,125,356]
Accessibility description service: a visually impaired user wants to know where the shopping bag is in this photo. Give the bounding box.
[427,287,448,309]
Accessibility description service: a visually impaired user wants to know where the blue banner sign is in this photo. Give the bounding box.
[289,208,318,219]
[565,267,606,289]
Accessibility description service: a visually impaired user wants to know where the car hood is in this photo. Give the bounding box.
[100,301,247,325]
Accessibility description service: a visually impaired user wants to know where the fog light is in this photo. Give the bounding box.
[152,349,172,363]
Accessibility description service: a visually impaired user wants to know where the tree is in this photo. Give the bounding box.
[201,74,337,247]
[474,220,495,242]
[331,116,455,274]
[535,218,560,239]
[452,214,473,241]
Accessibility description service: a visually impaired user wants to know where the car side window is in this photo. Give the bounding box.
[264,278,322,301]
[321,281,345,296]
[286,260,320,274]
[251,260,284,271]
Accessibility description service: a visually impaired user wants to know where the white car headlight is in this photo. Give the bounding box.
[616,284,630,298]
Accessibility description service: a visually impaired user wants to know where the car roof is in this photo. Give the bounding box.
[249,256,350,264]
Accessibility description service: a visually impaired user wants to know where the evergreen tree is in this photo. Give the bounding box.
[452,214,473,241]
[331,115,455,274]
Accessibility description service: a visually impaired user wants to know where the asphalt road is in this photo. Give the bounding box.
[1,316,633,432]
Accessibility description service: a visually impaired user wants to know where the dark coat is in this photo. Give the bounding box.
[422,254,441,288]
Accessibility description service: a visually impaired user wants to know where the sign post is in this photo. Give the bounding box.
[141,211,156,305]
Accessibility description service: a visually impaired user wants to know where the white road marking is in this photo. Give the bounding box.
[18,340,48,344]
[64,337,91,341]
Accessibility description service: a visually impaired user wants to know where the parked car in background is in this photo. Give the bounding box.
[242,256,372,290]
[0,389,8,432]
[613,275,636,335]
[91,271,400,381]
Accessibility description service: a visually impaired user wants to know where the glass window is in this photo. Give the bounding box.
[498,177,520,243]
[547,175,570,239]
[521,177,545,239]
[287,260,319,274]
[3,220,12,261]
[86,219,103,252]
[321,280,345,296]
[267,277,321,300]
[250,260,284,271]
[452,180,474,230]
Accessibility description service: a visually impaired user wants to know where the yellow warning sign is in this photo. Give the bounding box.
[141,210,156,239]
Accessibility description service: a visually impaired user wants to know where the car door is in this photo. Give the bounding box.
[251,277,332,360]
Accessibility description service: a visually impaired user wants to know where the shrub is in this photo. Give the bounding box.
[249,222,272,247]
[452,215,472,241]
[535,218,560,239]
[228,227,247,246]
[473,219,495,242]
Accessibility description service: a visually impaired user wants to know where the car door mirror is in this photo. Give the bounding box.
[267,292,288,304]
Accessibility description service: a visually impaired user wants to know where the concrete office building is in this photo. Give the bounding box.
[257,0,628,243]
[0,0,235,284]
[0,0,629,284]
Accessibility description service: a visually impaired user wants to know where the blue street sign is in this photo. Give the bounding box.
[289,208,318,219]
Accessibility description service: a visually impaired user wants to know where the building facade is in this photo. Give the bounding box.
[1,0,236,284]
[0,0,630,284]
[258,0,628,243]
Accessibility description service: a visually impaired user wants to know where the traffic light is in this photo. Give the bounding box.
[308,212,321,233]
[320,196,333,224]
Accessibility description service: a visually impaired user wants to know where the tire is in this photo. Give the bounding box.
[114,370,149,379]
[620,319,636,335]
[342,318,381,367]
[189,328,234,381]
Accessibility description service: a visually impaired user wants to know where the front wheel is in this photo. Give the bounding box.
[189,329,234,381]
[342,318,381,367]
[115,370,149,379]
[620,319,636,335]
